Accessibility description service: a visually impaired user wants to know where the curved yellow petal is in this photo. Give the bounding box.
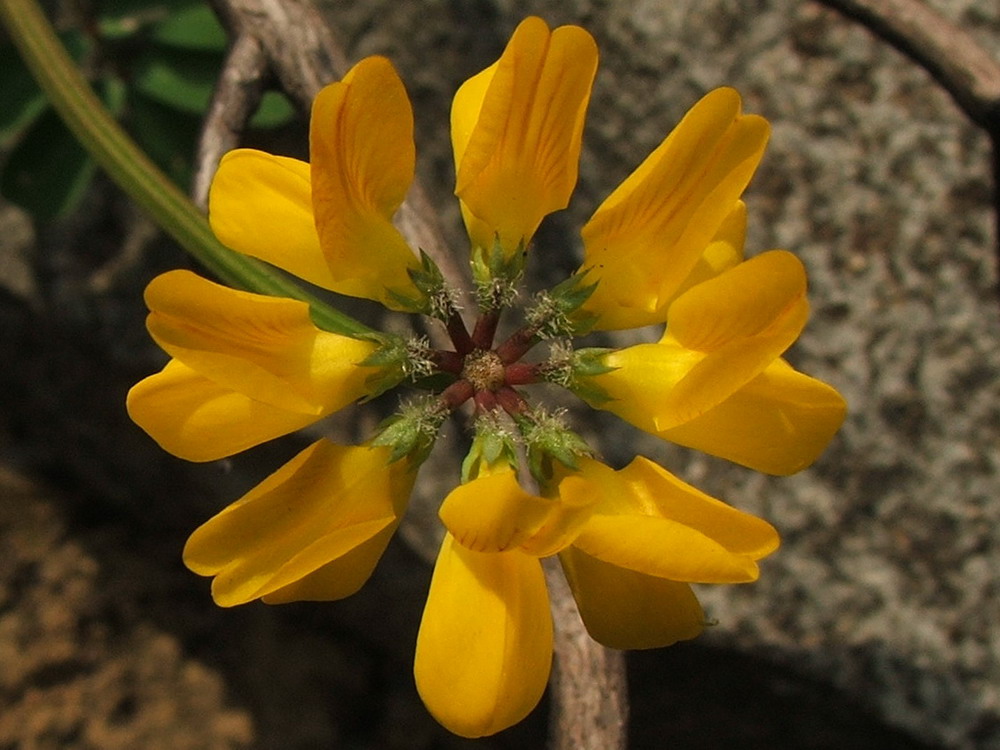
[209,150,343,290]
[143,270,377,414]
[559,456,776,582]
[616,456,779,558]
[261,521,400,603]
[571,510,761,583]
[414,534,552,738]
[183,441,414,607]
[671,200,747,299]
[660,358,848,474]
[666,250,806,351]
[310,56,420,308]
[580,88,769,329]
[452,16,598,254]
[439,466,552,553]
[127,360,320,462]
[560,546,704,649]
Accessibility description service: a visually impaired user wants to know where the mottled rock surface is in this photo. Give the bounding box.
[1,0,998,748]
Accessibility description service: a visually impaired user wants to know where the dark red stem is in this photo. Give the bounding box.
[441,379,474,410]
[472,309,501,349]
[446,312,475,355]
[430,349,464,375]
[474,389,499,414]
[495,325,539,364]
[496,386,529,416]
[504,362,539,386]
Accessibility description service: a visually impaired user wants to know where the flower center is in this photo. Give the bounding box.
[462,349,505,392]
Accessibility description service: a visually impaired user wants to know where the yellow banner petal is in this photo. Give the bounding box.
[183,441,414,607]
[310,56,420,307]
[452,16,597,254]
[414,534,552,738]
[581,88,769,329]
[560,547,704,649]
[143,270,376,414]
[126,360,319,462]
[209,150,343,290]
[660,358,848,474]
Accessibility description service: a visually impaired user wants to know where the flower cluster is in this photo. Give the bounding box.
[127,16,845,738]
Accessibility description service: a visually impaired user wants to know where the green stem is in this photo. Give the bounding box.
[0,0,374,338]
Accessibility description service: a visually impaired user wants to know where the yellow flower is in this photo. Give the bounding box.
[126,270,379,461]
[127,15,846,739]
[451,16,598,256]
[415,454,775,736]
[209,55,422,309]
[578,87,770,329]
[183,440,416,607]
[575,250,847,474]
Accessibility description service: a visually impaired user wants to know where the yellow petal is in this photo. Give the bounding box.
[310,56,420,308]
[571,510,761,583]
[414,534,552,738]
[439,467,552,553]
[126,360,320,462]
[616,456,779,558]
[261,522,400,603]
[660,358,848,474]
[209,150,343,290]
[559,457,775,582]
[672,200,747,298]
[143,270,376,414]
[667,250,806,351]
[452,16,598,254]
[518,484,596,558]
[580,88,769,329]
[183,441,414,607]
[560,546,704,649]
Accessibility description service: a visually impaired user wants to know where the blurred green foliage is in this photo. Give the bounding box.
[0,0,295,220]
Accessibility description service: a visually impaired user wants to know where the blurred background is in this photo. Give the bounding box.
[1,0,998,747]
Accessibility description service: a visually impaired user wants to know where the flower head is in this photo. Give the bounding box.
[127,16,846,738]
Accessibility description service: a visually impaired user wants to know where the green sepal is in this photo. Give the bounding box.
[567,379,613,406]
[387,250,456,317]
[371,397,446,464]
[515,409,593,485]
[548,270,597,314]
[460,416,519,483]
[527,271,599,339]
[471,235,524,311]
[359,333,415,400]
[571,348,616,377]
[563,348,616,405]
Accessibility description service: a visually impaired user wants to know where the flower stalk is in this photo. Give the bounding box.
[0,0,373,339]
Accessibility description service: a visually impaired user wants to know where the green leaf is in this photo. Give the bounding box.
[0,30,91,147]
[132,47,219,114]
[151,3,227,52]
[248,90,297,129]
[97,0,186,39]
[0,44,47,147]
[1,109,96,220]
[127,93,201,187]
